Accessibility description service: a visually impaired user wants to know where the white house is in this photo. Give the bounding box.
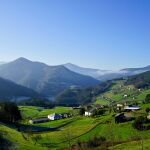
[85,108,96,116]
[48,113,62,120]
[117,104,123,107]
[124,94,128,98]
[85,111,92,116]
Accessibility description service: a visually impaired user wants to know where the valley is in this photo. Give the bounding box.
[1,73,150,149]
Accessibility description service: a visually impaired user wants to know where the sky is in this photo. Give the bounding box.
[0,0,150,70]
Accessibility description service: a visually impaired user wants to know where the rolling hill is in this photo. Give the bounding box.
[0,58,99,97]
[0,77,40,100]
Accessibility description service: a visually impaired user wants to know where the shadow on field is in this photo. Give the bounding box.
[0,119,76,133]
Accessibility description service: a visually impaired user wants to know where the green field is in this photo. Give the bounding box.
[0,104,150,150]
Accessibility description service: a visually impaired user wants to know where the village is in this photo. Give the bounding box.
[28,101,150,126]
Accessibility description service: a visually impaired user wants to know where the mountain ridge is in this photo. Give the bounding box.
[0,77,40,100]
[0,58,100,97]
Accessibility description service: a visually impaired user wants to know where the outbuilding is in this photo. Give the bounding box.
[48,113,62,120]
[29,118,49,124]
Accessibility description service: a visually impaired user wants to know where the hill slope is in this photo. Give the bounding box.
[55,81,112,104]
[0,58,99,97]
[0,77,40,100]
[126,71,150,88]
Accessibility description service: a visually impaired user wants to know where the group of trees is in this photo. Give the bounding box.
[56,81,112,105]
[133,116,150,130]
[0,102,21,123]
[17,98,55,108]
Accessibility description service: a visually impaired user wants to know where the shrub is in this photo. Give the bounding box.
[88,136,106,147]
[145,94,150,104]
[133,116,147,130]
[145,108,150,113]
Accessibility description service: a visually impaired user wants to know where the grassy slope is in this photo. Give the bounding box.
[109,139,150,150]
[94,80,150,105]
[0,124,47,150]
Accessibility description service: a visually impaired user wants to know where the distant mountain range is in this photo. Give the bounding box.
[64,63,150,81]
[0,58,99,97]
[0,57,149,101]
[0,77,40,100]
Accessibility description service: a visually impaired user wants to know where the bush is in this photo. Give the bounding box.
[133,116,147,130]
[79,108,85,115]
[88,136,106,147]
[145,108,150,113]
[145,94,150,103]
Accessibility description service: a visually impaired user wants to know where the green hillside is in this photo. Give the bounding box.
[0,103,150,150]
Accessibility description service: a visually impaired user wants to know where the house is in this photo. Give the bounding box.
[124,105,140,111]
[48,113,62,120]
[124,94,128,98]
[115,113,125,123]
[117,104,123,107]
[29,118,49,124]
[85,108,96,116]
[115,113,134,123]
[116,103,123,111]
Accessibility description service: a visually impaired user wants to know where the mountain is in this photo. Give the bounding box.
[64,63,150,81]
[0,77,40,100]
[64,63,112,80]
[126,71,150,89]
[0,58,99,97]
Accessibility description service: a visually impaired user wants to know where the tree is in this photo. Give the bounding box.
[79,108,85,115]
[0,102,21,122]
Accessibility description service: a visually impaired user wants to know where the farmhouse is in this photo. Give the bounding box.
[85,108,96,116]
[116,103,123,111]
[124,105,140,111]
[29,118,49,124]
[48,113,62,120]
[115,113,134,123]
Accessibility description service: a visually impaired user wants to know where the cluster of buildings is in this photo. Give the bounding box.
[116,103,140,111]
[29,113,71,124]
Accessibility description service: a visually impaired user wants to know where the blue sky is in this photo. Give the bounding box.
[0,0,150,70]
